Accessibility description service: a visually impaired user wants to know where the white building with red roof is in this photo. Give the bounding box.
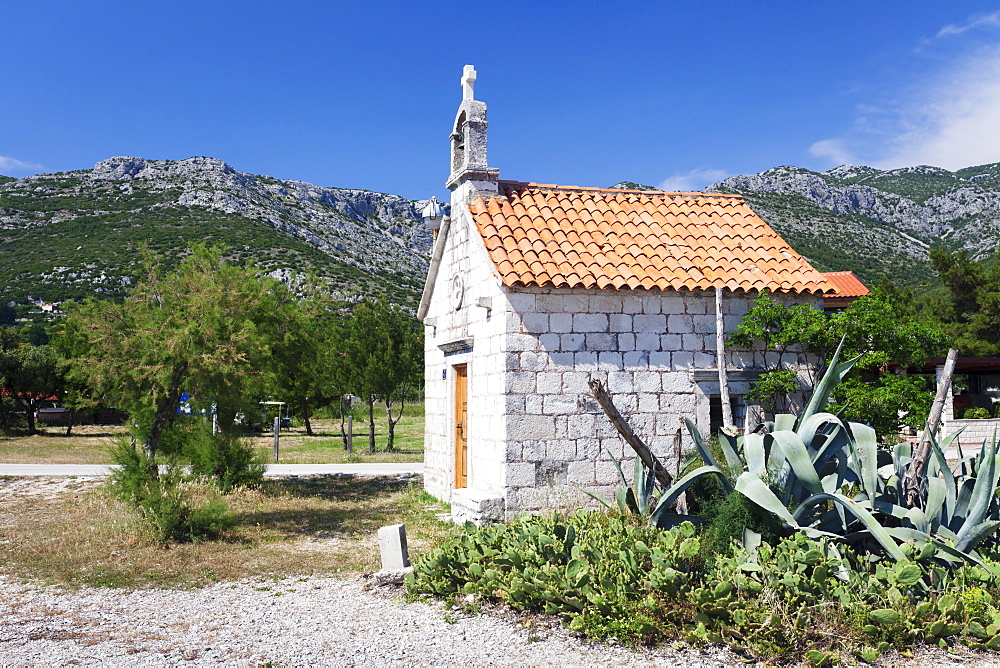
[418,66,834,522]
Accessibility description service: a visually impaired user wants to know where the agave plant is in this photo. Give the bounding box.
[613,338,1000,565]
[582,448,684,528]
[870,427,1000,564]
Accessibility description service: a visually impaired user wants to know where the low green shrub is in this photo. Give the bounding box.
[697,487,784,562]
[408,509,1000,662]
[690,531,1000,660]
[107,440,236,542]
[965,407,992,420]
[406,511,703,643]
[179,423,266,492]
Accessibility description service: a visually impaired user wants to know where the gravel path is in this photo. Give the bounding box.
[0,463,424,477]
[0,574,742,666]
[0,477,993,666]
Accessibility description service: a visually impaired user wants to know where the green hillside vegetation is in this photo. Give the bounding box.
[0,175,14,185]
[0,167,426,307]
[955,162,1000,184]
[834,167,961,204]
[733,190,936,289]
[827,163,1000,205]
[712,161,1000,294]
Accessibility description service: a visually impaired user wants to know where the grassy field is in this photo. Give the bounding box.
[0,474,453,588]
[0,404,424,465]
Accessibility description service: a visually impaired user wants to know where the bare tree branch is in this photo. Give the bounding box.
[588,378,672,489]
[904,348,958,508]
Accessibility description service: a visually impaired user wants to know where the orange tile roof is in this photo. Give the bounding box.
[821,271,869,298]
[471,182,834,294]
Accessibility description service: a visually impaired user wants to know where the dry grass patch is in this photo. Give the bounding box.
[0,406,425,465]
[0,424,126,464]
[0,474,453,589]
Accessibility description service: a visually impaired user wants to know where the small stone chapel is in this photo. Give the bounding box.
[419,65,833,523]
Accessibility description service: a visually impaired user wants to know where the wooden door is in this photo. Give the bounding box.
[454,364,468,489]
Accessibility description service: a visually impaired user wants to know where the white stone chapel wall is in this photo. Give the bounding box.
[498,287,822,518]
[423,182,508,505]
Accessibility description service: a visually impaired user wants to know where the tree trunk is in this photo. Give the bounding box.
[384,394,405,452]
[304,414,313,436]
[339,396,350,451]
[24,398,37,435]
[145,408,171,463]
[925,349,959,442]
[214,405,240,440]
[65,410,75,436]
[145,386,181,467]
[715,287,734,432]
[904,348,958,508]
[589,378,672,489]
[367,396,376,454]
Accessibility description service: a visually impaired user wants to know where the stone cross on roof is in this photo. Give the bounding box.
[461,64,476,101]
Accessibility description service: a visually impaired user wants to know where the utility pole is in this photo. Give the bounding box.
[716,287,734,432]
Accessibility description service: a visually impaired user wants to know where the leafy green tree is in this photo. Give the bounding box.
[49,312,102,435]
[326,328,357,452]
[828,290,946,373]
[342,297,422,453]
[925,248,1000,355]
[373,306,422,451]
[873,275,918,318]
[730,292,830,366]
[830,374,934,442]
[744,368,800,417]
[66,245,291,460]
[730,292,829,413]
[826,290,946,444]
[732,290,946,442]
[0,330,64,435]
[21,322,50,346]
[271,281,343,437]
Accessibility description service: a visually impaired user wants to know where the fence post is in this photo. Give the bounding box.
[273,415,280,462]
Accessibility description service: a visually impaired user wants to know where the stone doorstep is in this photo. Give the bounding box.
[450,487,505,525]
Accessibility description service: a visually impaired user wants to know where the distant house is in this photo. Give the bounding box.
[820,271,869,312]
[922,357,1000,449]
[419,66,834,523]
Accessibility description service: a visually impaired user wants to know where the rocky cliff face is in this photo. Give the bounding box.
[0,156,437,304]
[713,163,1000,257]
[91,155,434,273]
[709,162,1000,287]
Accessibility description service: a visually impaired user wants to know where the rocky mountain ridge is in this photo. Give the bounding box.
[709,162,1000,287]
[0,157,436,305]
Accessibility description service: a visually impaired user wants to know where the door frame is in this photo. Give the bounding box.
[453,363,468,489]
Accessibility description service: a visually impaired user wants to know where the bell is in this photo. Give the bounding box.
[422,196,444,230]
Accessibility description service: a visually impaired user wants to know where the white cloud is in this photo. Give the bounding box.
[810,11,1000,171]
[810,42,1000,171]
[937,11,1000,38]
[809,139,855,166]
[658,167,729,192]
[0,155,43,175]
[876,47,1000,170]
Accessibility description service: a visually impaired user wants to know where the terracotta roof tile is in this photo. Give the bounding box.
[821,271,869,298]
[471,182,834,294]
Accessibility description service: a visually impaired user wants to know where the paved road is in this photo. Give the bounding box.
[0,463,423,477]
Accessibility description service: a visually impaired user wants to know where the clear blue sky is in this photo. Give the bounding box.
[3,1,1000,200]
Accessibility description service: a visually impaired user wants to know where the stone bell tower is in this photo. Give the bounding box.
[446,65,500,203]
